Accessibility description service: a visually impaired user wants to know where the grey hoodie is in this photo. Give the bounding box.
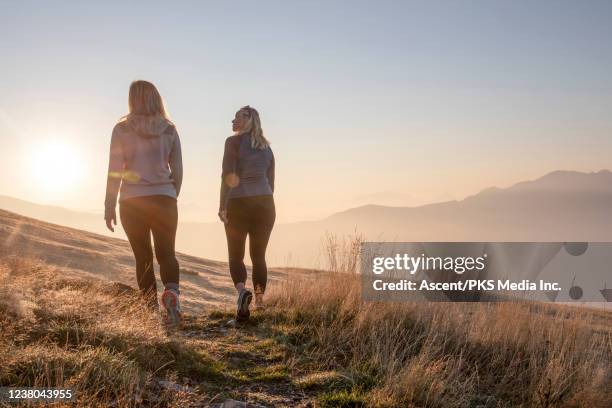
[104,115,183,220]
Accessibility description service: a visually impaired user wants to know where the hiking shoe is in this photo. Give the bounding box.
[161,288,181,328]
[236,289,252,322]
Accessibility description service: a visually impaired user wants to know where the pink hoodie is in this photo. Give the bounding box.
[104,115,182,220]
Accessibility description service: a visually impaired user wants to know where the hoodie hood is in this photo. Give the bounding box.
[125,114,172,138]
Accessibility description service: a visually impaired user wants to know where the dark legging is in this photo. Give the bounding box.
[225,195,275,294]
[119,195,180,298]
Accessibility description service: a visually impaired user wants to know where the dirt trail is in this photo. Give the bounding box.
[165,312,317,407]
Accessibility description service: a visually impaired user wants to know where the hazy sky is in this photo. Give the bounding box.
[1,0,611,222]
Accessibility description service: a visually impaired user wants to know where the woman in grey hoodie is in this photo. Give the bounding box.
[219,106,275,322]
[104,80,182,327]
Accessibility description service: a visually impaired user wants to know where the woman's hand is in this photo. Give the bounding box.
[105,215,117,232]
[218,210,228,224]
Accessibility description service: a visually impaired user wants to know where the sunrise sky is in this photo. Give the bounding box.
[1,1,611,222]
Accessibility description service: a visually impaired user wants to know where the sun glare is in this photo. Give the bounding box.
[29,141,85,193]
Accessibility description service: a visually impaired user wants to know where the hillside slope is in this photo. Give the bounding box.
[0,209,610,407]
[0,208,298,313]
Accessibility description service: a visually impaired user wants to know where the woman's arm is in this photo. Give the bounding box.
[267,150,275,193]
[168,125,183,197]
[219,136,240,212]
[104,126,124,230]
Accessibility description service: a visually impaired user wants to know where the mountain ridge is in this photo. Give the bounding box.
[332,169,612,218]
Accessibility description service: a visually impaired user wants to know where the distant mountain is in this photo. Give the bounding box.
[323,169,612,239]
[489,169,612,194]
[2,170,612,268]
[269,169,612,266]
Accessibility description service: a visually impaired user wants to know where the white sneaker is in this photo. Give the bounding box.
[236,289,252,322]
[161,288,181,328]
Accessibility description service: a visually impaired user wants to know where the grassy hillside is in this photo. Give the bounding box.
[0,208,295,313]
[0,210,610,407]
[0,256,316,407]
[1,256,610,407]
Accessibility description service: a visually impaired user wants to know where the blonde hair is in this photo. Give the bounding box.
[122,80,169,120]
[236,105,270,150]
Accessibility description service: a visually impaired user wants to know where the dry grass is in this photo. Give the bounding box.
[264,235,612,407]
[1,236,611,407]
[322,230,364,274]
[0,257,223,407]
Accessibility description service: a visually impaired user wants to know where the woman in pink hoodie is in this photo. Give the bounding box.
[104,80,183,328]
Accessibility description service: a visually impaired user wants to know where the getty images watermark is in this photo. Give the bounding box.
[360,242,612,303]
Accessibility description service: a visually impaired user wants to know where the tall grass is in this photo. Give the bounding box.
[0,257,206,407]
[322,230,364,273]
[1,241,610,407]
[268,233,612,407]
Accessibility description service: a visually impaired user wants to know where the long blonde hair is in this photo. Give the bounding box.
[236,105,270,150]
[122,80,169,120]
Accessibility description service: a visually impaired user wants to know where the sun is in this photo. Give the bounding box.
[29,141,85,193]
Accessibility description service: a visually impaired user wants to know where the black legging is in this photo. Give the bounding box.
[225,195,275,294]
[119,195,180,297]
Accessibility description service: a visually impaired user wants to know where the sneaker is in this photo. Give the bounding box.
[236,289,253,322]
[161,288,181,328]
